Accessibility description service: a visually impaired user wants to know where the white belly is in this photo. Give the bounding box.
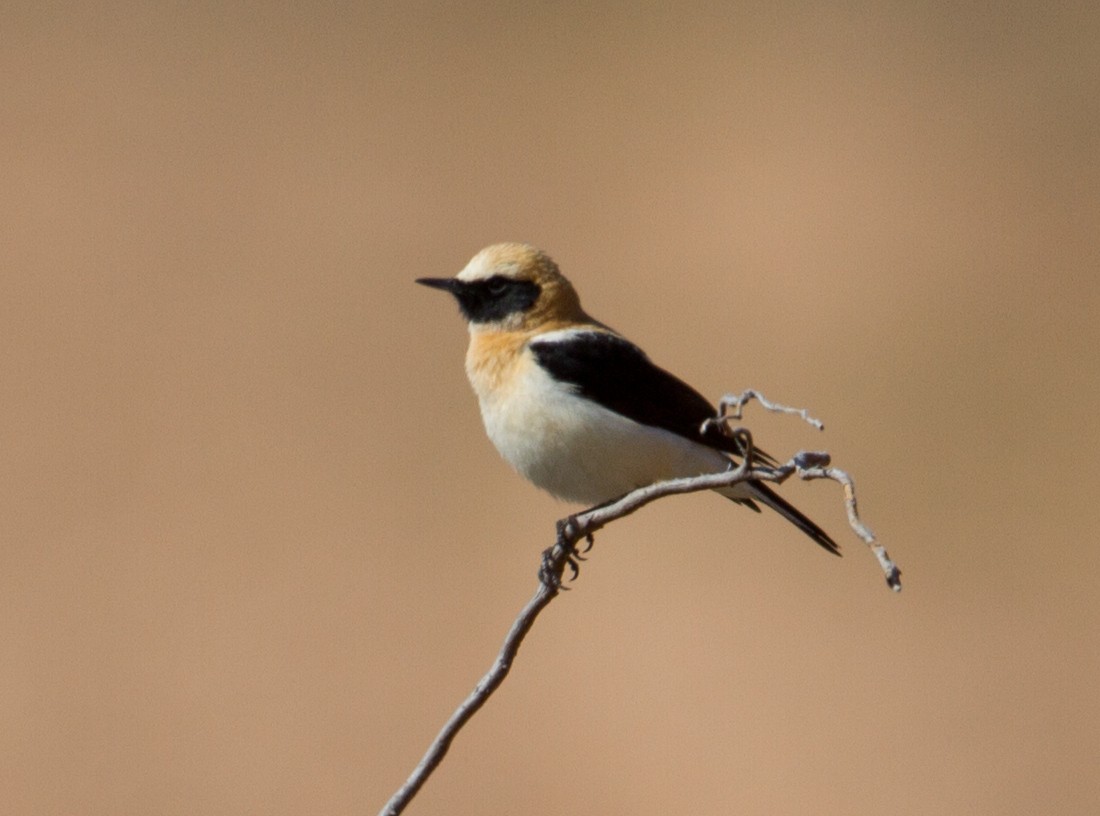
[475,357,732,505]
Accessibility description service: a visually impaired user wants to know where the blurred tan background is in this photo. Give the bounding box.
[3,2,1098,814]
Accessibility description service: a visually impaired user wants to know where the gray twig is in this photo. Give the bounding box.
[719,389,826,430]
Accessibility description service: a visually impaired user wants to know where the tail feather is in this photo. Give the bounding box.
[744,480,841,556]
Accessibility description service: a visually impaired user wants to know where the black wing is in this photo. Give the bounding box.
[529,330,766,460]
[530,330,838,555]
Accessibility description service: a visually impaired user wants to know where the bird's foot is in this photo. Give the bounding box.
[539,515,594,589]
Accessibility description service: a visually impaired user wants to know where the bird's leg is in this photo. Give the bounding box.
[538,547,563,589]
[541,491,638,587]
[539,516,577,589]
[540,494,628,588]
[539,511,598,589]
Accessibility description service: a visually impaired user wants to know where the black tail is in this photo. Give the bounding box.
[745,480,841,556]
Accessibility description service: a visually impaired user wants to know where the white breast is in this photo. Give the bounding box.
[473,350,732,505]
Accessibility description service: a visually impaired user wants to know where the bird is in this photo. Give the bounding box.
[416,243,840,562]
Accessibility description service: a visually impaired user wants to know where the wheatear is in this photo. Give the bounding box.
[417,243,839,557]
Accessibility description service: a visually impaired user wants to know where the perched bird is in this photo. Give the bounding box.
[416,243,839,557]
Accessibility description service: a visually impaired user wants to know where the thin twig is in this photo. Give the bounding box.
[377,581,558,816]
[720,389,826,430]
[379,406,899,815]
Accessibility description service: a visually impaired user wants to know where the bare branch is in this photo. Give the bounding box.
[788,459,901,592]
[378,582,557,816]
[379,403,899,815]
[719,389,826,430]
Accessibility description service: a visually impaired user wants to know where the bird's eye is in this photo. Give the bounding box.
[486,278,509,295]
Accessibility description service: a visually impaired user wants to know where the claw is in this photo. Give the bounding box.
[539,547,564,589]
[546,513,596,586]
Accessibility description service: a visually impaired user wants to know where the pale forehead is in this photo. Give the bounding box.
[456,243,543,282]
